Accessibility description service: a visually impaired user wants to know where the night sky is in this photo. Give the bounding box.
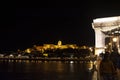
[1,0,120,51]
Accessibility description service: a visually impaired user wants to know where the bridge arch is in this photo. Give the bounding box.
[92,16,120,55]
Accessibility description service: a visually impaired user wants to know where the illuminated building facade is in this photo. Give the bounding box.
[43,40,78,50]
[25,40,78,53]
[92,16,120,55]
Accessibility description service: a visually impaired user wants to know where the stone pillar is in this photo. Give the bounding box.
[117,36,120,54]
[94,29,105,55]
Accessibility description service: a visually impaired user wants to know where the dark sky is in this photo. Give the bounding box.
[1,0,120,51]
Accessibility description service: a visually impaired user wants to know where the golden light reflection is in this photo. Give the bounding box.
[56,61,64,72]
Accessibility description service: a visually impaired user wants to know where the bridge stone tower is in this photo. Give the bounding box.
[92,16,120,55]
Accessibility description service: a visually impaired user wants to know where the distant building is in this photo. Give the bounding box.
[32,40,78,51]
[43,40,78,49]
[24,40,93,54]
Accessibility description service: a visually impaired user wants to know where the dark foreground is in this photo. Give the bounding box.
[0,60,96,80]
[0,60,119,80]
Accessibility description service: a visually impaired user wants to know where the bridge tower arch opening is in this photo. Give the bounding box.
[92,16,120,55]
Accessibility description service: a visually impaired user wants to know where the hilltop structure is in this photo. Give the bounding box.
[43,40,78,49]
[25,40,78,53]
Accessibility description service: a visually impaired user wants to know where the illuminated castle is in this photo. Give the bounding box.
[26,40,79,53]
[43,40,78,50]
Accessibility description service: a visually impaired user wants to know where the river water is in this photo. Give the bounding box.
[0,61,94,80]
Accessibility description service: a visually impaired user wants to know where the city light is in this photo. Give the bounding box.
[112,37,117,42]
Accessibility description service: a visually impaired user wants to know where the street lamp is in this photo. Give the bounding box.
[112,37,117,42]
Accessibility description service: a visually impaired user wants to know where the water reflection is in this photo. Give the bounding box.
[0,61,94,80]
[69,61,74,72]
[56,61,64,72]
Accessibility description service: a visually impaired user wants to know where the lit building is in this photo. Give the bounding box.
[24,40,78,54]
[43,40,78,49]
[92,16,120,55]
